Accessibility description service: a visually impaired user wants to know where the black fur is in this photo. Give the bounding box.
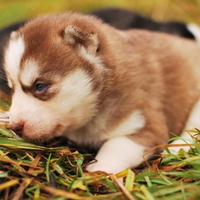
[90,8,195,39]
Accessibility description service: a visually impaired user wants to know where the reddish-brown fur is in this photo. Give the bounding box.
[4,12,200,173]
[7,13,200,145]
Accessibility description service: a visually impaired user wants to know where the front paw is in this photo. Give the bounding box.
[86,161,110,173]
[86,136,150,174]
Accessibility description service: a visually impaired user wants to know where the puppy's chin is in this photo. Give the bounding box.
[19,123,66,144]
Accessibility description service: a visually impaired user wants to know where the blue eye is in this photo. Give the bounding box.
[35,84,47,92]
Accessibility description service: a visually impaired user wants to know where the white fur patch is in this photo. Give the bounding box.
[187,24,200,45]
[9,88,30,125]
[65,109,145,149]
[79,46,103,69]
[20,60,40,87]
[4,35,25,88]
[109,110,145,137]
[164,98,200,154]
[60,69,96,110]
[86,136,152,174]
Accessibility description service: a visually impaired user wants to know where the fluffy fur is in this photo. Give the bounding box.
[3,12,200,174]
[1,8,200,95]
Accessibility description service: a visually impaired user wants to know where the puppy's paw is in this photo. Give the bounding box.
[86,162,124,185]
[86,136,151,174]
[86,161,114,173]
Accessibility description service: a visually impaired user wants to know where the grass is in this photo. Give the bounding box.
[0,105,200,199]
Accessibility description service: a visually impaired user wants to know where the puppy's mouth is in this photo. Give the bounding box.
[15,124,65,145]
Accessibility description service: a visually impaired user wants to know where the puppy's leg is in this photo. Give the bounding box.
[86,136,152,174]
[165,98,200,154]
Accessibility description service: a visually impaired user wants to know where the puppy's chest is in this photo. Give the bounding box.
[64,114,108,148]
[64,109,146,149]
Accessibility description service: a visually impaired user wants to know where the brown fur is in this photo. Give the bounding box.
[4,12,200,172]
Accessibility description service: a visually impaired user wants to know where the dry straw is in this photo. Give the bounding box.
[0,104,200,199]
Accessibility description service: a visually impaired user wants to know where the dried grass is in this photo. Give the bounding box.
[0,102,200,199]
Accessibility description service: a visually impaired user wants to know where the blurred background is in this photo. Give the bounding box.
[0,0,200,28]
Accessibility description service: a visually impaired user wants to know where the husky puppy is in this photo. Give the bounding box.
[3,12,200,174]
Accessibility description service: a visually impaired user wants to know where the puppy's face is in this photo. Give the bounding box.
[4,20,105,142]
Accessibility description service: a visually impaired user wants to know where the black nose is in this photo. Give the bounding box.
[10,122,24,136]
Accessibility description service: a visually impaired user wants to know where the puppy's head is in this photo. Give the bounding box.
[3,13,108,142]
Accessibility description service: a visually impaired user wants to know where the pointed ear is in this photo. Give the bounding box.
[64,25,99,55]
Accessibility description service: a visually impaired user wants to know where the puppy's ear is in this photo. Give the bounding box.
[64,25,99,55]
